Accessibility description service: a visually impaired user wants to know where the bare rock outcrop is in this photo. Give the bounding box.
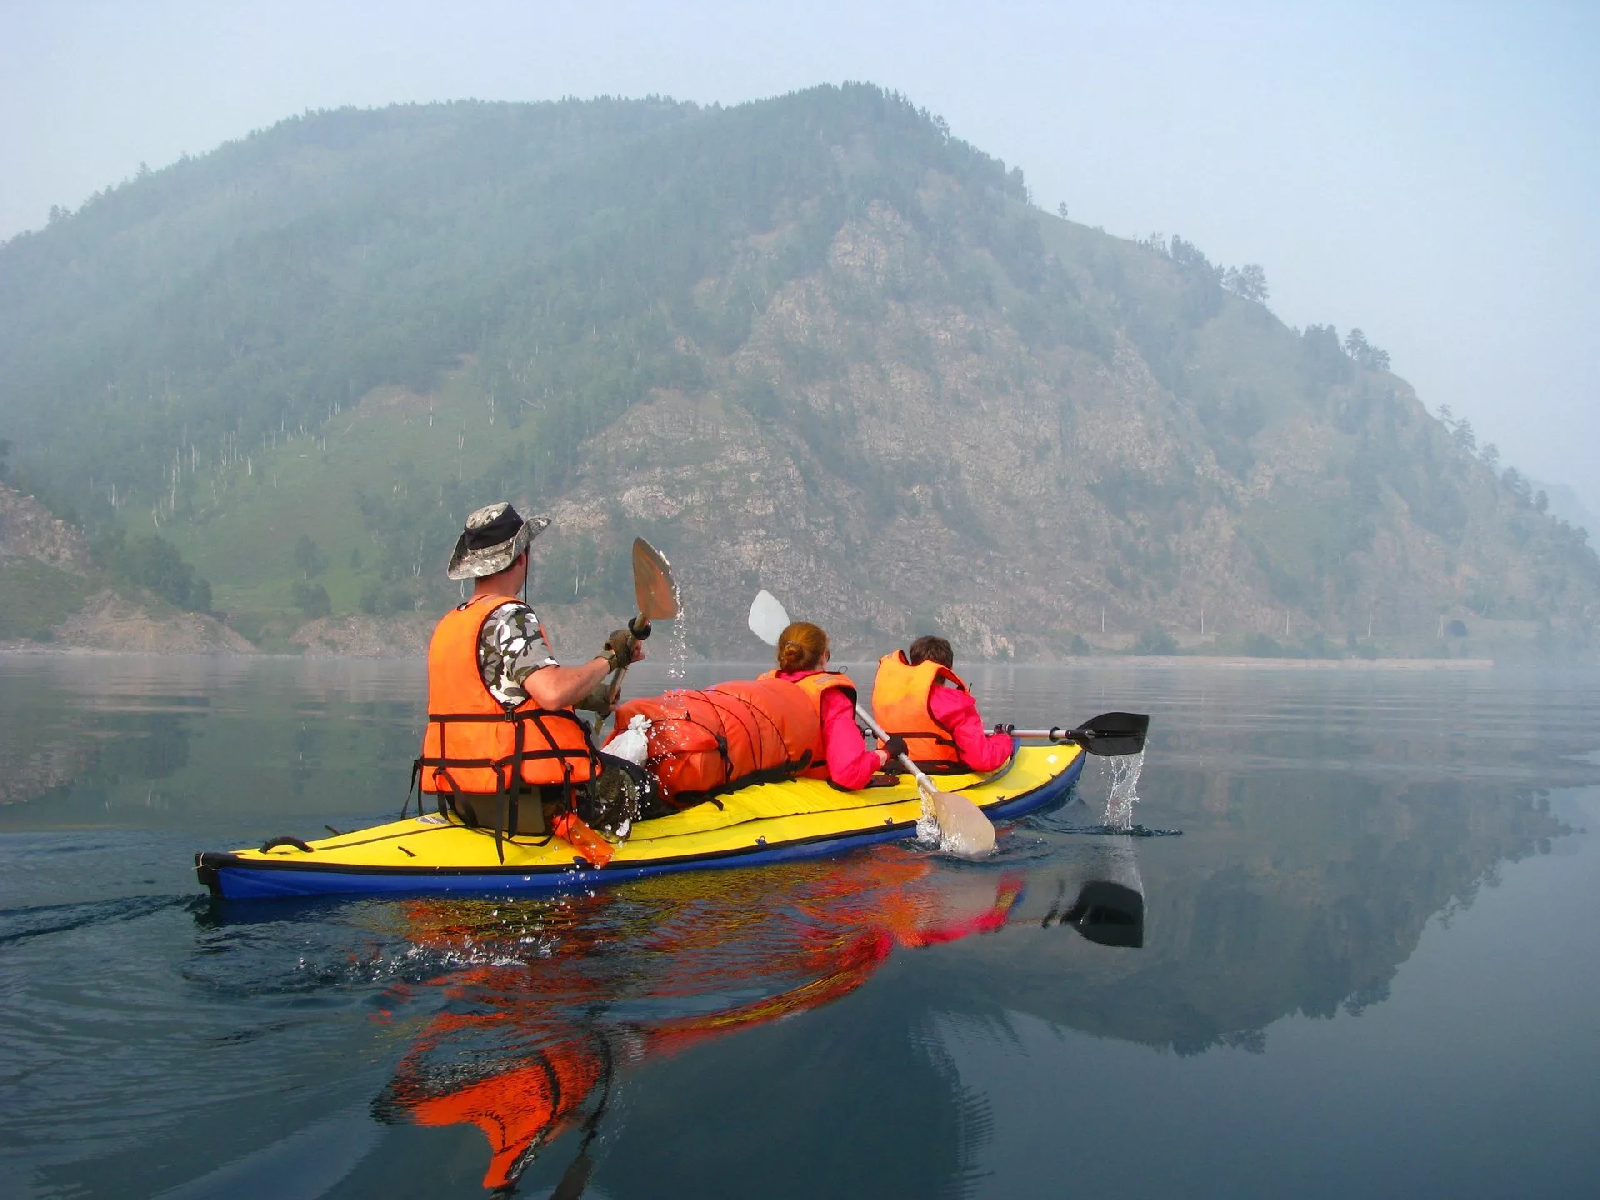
[290,613,433,657]
[52,590,259,654]
[0,485,93,573]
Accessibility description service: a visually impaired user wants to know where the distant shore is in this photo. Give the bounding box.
[1045,655,1497,671]
[0,644,1503,670]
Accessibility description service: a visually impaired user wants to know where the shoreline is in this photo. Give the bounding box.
[1042,655,1498,671]
[0,646,1506,670]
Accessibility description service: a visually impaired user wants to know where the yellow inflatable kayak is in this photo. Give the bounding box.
[195,744,1085,899]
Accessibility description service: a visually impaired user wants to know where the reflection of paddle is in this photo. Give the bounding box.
[1047,879,1145,948]
[746,590,996,858]
[999,714,1149,758]
[601,538,679,712]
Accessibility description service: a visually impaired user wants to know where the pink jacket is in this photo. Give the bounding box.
[928,684,1014,772]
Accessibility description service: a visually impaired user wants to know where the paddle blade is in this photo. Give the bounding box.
[748,590,790,647]
[1074,712,1149,757]
[923,784,997,858]
[632,538,679,621]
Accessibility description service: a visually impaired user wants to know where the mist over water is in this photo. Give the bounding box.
[1,656,1598,1198]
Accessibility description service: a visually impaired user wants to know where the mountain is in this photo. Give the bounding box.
[2,85,1596,660]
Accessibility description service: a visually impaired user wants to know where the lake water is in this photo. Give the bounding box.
[1,656,1597,1199]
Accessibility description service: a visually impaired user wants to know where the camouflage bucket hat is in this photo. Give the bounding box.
[446,502,551,580]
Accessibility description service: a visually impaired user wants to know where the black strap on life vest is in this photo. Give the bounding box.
[429,768,463,822]
[882,726,968,774]
[417,708,600,785]
[403,757,421,819]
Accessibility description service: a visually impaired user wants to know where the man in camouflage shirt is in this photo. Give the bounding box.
[446,502,642,713]
[477,601,559,708]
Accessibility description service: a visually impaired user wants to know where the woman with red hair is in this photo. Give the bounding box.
[760,621,898,790]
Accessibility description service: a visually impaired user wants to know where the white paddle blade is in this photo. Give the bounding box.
[748,590,790,647]
[924,786,998,858]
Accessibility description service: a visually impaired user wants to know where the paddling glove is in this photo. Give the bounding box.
[602,628,641,671]
[882,734,910,763]
[575,678,614,719]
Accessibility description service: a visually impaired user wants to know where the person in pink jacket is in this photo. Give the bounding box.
[873,636,1014,774]
[765,621,891,791]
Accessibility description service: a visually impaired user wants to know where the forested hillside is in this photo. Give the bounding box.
[2,85,1595,659]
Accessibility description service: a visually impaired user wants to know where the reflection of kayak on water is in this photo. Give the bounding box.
[371,856,1112,1194]
[195,744,1085,900]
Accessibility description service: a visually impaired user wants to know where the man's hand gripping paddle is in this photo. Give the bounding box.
[746,590,997,858]
[601,538,679,713]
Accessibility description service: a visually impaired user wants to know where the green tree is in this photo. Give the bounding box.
[293,534,327,579]
[1301,325,1352,389]
[1344,328,1391,371]
[1502,467,1532,505]
[91,527,212,612]
[1223,264,1269,303]
[1132,628,1178,655]
[291,579,331,618]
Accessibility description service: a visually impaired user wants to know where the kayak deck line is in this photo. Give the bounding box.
[196,744,1085,899]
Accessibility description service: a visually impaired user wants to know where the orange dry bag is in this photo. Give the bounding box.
[607,678,819,805]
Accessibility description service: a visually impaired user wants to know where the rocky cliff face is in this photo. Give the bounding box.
[535,200,1600,660]
[0,487,94,573]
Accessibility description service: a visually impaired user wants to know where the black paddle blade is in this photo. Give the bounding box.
[1069,712,1149,757]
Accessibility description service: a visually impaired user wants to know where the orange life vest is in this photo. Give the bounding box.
[608,678,819,804]
[418,594,599,803]
[871,651,968,772]
[758,669,857,780]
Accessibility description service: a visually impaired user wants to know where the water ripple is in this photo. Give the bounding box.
[0,894,192,945]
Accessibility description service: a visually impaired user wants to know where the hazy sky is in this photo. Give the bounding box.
[4,1,1597,511]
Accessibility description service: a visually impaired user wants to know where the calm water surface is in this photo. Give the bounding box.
[1,656,1597,1199]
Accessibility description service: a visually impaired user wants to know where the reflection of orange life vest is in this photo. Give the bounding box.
[758,669,857,780]
[398,1022,605,1191]
[871,651,967,772]
[609,678,819,803]
[418,594,598,799]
